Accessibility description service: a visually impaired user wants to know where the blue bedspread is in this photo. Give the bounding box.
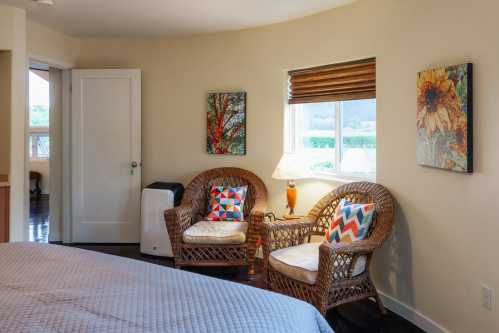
[0,243,333,333]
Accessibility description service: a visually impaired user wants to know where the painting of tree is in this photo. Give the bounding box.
[207,92,246,155]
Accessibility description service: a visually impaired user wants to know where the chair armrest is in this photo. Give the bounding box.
[249,201,267,223]
[316,239,377,287]
[245,201,267,254]
[164,205,192,257]
[261,216,315,256]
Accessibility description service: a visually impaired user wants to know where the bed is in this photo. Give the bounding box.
[0,242,333,333]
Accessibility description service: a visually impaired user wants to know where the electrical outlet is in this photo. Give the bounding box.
[481,285,494,310]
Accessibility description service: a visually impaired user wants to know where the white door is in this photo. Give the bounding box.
[72,69,141,243]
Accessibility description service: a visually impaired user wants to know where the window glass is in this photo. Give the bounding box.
[29,134,50,160]
[29,70,50,128]
[29,135,33,160]
[340,99,376,174]
[36,135,50,159]
[29,69,50,160]
[288,99,376,178]
[294,102,336,172]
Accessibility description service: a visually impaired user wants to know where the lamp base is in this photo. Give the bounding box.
[286,182,297,216]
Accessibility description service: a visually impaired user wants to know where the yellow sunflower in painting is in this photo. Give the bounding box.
[417,68,461,137]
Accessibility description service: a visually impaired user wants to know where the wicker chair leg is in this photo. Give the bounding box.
[247,245,257,276]
[316,303,328,316]
[374,291,387,315]
[314,293,329,316]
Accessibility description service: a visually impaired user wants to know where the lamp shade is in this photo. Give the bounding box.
[272,153,311,180]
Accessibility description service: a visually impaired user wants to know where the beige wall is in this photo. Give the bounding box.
[0,51,11,176]
[0,5,26,242]
[0,7,76,242]
[27,20,80,68]
[74,0,499,331]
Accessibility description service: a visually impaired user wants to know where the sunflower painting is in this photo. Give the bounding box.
[416,63,473,173]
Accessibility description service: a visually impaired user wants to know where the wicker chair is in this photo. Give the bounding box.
[262,182,394,315]
[164,167,267,273]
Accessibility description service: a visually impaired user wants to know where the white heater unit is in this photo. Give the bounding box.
[140,188,174,257]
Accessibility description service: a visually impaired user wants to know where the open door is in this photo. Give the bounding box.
[71,69,141,243]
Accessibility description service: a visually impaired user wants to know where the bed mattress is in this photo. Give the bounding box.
[0,242,332,333]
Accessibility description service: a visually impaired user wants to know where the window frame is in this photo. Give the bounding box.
[286,100,376,183]
[29,130,50,161]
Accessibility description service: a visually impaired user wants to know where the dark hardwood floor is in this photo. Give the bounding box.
[29,195,49,243]
[31,198,424,333]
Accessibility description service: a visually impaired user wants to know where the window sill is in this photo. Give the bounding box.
[29,127,49,133]
[309,172,376,184]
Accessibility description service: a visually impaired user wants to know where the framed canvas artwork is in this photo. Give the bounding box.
[416,63,473,173]
[207,91,246,155]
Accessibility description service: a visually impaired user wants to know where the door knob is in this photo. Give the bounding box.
[130,161,139,175]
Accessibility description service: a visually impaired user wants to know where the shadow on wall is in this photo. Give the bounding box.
[373,201,414,309]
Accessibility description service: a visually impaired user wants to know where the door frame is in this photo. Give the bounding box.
[26,55,72,243]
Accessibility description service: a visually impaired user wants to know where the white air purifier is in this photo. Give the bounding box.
[140,188,174,257]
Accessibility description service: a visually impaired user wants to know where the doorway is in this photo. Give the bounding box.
[25,66,141,244]
[28,64,50,242]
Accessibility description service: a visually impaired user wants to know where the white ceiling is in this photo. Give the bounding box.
[0,0,356,37]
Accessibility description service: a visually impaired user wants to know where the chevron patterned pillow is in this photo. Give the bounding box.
[325,198,375,243]
[206,186,248,222]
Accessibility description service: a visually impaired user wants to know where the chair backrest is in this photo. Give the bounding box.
[29,171,41,189]
[29,171,41,181]
[181,168,267,223]
[308,182,394,245]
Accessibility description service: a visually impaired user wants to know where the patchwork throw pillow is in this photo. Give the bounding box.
[325,198,375,243]
[206,186,248,222]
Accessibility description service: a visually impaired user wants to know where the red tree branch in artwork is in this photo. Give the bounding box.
[207,92,246,155]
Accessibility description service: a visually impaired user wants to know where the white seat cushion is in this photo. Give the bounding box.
[269,242,367,285]
[182,221,248,245]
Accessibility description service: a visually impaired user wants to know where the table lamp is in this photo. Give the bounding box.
[272,153,310,219]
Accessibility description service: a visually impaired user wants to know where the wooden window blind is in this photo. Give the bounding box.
[288,57,376,104]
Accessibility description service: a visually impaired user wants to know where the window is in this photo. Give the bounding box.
[29,133,50,160]
[286,58,376,180]
[29,69,50,160]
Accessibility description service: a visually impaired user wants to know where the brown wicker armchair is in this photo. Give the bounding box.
[262,182,394,315]
[164,167,267,273]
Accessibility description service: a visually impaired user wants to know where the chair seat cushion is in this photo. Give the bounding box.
[269,242,367,285]
[182,221,248,245]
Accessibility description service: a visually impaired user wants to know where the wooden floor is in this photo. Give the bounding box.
[30,198,424,333]
[29,195,50,243]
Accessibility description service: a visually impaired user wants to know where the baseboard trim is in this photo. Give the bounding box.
[48,231,62,243]
[378,292,450,333]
